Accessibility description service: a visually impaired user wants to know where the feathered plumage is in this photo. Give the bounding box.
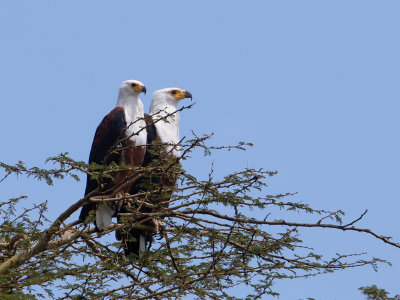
[79,80,147,231]
[117,87,192,256]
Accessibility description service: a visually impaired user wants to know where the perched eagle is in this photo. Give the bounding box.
[79,80,147,231]
[117,87,192,256]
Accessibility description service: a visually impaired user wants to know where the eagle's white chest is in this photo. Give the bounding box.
[154,113,181,158]
[125,112,147,146]
[123,104,147,147]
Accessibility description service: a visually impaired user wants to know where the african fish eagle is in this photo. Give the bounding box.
[79,80,147,231]
[117,87,192,256]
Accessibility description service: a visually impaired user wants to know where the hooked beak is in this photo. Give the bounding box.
[141,86,147,95]
[184,90,192,101]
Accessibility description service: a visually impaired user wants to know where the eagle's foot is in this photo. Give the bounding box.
[156,223,165,240]
[150,219,164,239]
[112,192,131,216]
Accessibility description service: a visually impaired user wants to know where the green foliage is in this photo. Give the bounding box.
[0,132,398,299]
[359,285,400,300]
[0,152,82,186]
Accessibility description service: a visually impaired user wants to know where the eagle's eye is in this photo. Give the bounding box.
[131,83,137,87]
[171,90,177,95]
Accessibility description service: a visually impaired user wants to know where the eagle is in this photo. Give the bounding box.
[116,87,192,256]
[79,80,147,231]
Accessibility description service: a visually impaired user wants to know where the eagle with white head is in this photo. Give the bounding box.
[117,87,192,256]
[79,79,147,231]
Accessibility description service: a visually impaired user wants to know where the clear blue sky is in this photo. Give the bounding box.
[1,1,399,299]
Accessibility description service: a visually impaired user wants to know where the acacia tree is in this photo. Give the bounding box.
[0,108,399,299]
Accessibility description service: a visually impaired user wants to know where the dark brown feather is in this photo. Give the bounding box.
[79,107,146,223]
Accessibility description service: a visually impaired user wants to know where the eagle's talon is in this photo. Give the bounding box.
[156,225,164,240]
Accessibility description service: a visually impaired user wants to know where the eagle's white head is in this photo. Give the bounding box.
[117,79,147,110]
[150,88,192,114]
[119,79,147,97]
[149,88,192,158]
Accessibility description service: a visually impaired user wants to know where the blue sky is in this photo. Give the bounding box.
[1,1,399,298]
